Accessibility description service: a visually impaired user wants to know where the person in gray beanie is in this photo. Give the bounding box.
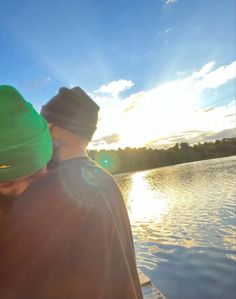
[0,86,143,299]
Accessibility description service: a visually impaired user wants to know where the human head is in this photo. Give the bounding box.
[41,86,100,161]
[0,169,48,199]
[41,87,99,141]
[0,85,53,198]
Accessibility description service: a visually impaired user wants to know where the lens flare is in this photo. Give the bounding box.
[94,151,120,173]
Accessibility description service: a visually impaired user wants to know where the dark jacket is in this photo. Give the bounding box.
[0,157,143,299]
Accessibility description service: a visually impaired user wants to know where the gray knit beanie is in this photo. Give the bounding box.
[41,87,100,140]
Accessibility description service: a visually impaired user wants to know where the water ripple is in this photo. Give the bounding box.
[117,156,236,299]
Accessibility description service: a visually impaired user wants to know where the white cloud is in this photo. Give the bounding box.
[90,61,236,149]
[192,61,215,78]
[165,27,172,33]
[196,61,236,90]
[164,0,178,5]
[95,79,134,96]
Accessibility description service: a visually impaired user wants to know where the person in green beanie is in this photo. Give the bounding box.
[0,85,53,200]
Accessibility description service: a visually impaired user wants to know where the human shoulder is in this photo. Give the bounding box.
[56,157,123,207]
[24,167,61,197]
[58,157,118,188]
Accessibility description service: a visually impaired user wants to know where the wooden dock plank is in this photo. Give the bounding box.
[141,285,165,299]
[138,270,166,299]
[138,270,151,286]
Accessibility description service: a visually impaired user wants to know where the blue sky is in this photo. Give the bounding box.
[0,0,235,148]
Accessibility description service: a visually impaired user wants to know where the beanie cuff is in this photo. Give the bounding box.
[0,120,53,181]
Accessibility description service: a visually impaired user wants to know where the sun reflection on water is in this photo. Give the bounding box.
[127,171,169,224]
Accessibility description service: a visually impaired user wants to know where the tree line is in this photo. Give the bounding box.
[88,137,236,174]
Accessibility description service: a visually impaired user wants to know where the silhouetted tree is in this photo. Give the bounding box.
[88,137,236,174]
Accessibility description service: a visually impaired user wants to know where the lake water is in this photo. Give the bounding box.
[116,156,236,299]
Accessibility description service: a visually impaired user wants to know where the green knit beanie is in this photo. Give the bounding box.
[0,85,53,181]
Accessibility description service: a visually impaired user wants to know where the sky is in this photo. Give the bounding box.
[0,0,235,149]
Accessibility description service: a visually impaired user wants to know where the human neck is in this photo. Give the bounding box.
[58,145,88,161]
[50,127,89,162]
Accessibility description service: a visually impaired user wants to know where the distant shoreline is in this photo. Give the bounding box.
[115,154,236,176]
[89,137,236,174]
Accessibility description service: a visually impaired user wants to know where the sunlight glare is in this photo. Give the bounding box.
[127,172,168,224]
